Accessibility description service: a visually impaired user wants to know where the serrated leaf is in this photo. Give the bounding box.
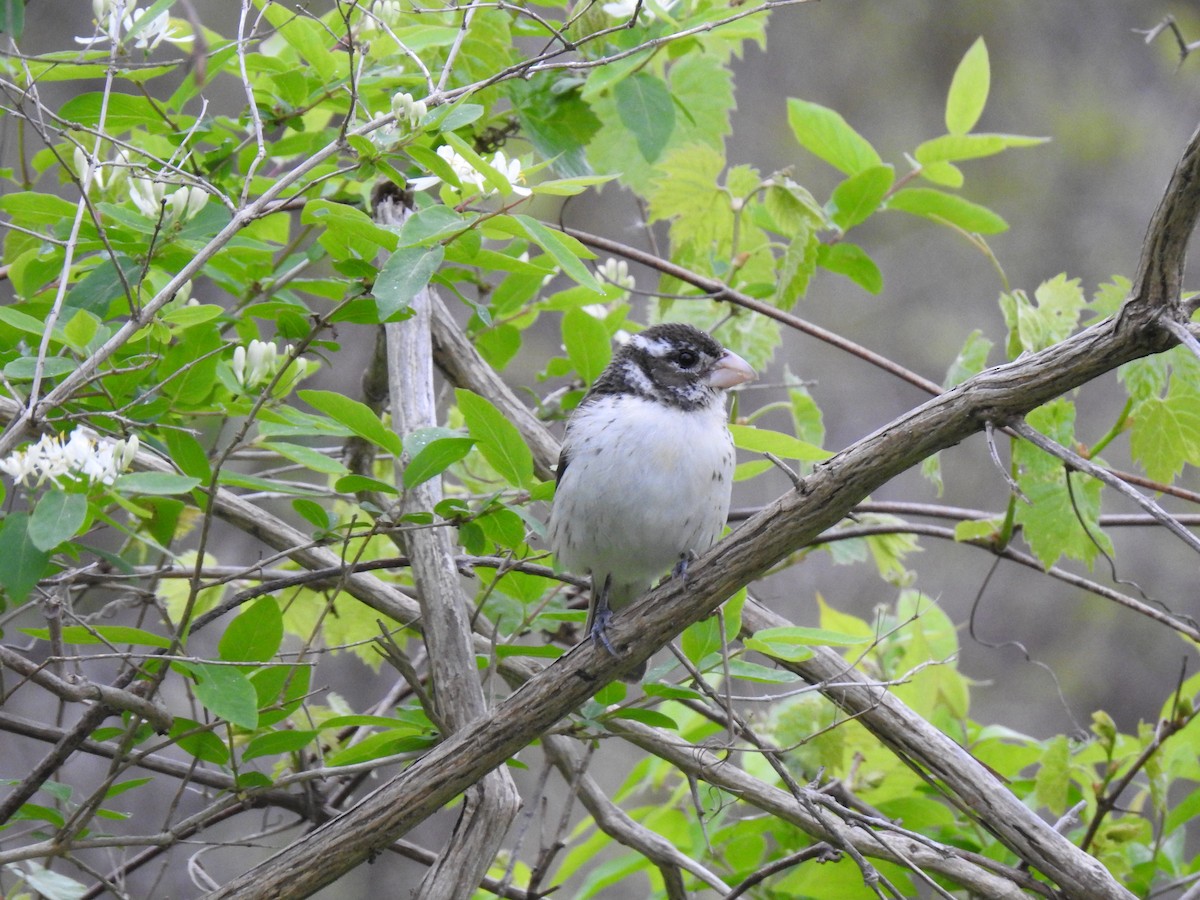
[455,389,534,488]
[1000,274,1085,357]
[828,165,894,230]
[562,307,611,383]
[614,72,675,162]
[1130,380,1200,483]
[886,188,1007,234]
[299,389,403,457]
[28,490,87,551]
[219,598,283,663]
[944,329,993,387]
[786,98,881,175]
[945,38,990,135]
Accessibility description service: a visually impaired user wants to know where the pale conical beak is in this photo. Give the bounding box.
[707,349,756,389]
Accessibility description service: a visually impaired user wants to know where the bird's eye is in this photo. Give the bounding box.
[675,349,700,368]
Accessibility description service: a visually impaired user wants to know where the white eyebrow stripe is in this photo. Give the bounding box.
[628,334,674,357]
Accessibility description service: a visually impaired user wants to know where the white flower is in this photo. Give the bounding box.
[391,92,428,129]
[490,151,532,197]
[597,258,635,292]
[0,428,137,488]
[408,147,532,197]
[363,0,402,29]
[130,179,206,226]
[129,177,166,218]
[601,0,677,19]
[76,2,193,50]
[165,186,207,223]
[232,340,310,391]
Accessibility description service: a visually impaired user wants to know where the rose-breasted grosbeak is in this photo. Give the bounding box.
[548,323,756,680]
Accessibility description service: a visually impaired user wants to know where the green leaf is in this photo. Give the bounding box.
[374,245,444,321]
[955,518,1004,542]
[60,92,159,132]
[729,424,828,460]
[828,165,894,230]
[614,72,675,163]
[562,307,611,384]
[915,133,1047,166]
[999,274,1086,357]
[261,441,348,477]
[112,472,202,496]
[786,99,881,175]
[816,243,883,294]
[1130,376,1200,482]
[455,389,534,488]
[403,432,475,489]
[0,512,52,604]
[0,0,25,39]
[3,357,76,381]
[184,662,259,729]
[299,389,403,458]
[1034,734,1070,815]
[164,430,212,483]
[944,329,993,387]
[28,490,88,551]
[1013,400,1112,568]
[66,254,140,316]
[606,708,678,729]
[945,37,990,135]
[23,624,172,648]
[219,598,283,663]
[682,615,721,664]
[510,74,601,179]
[506,215,602,293]
[301,199,398,261]
[885,188,1007,234]
[241,730,319,762]
[333,474,398,495]
[745,626,868,661]
[171,716,228,765]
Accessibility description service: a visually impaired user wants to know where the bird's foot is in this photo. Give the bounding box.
[671,550,698,584]
[589,606,619,658]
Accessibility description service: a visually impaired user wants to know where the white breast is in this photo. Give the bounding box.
[548,394,735,596]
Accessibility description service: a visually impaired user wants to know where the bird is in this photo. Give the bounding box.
[548,322,756,680]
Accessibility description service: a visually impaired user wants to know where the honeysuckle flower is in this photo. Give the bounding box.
[391,92,428,130]
[597,258,635,292]
[130,179,206,226]
[407,147,531,197]
[0,428,138,488]
[77,1,194,49]
[232,340,310,391]
[363,0,402,29]
[490,150,532,197]
[601,0,677,19]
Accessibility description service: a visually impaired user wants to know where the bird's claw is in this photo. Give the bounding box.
[589,606,619,658]
[672,550,697,583]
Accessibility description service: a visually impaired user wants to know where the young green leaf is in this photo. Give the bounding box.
[184,662,259,730]
[299,389,403,457]
[786,99,881,175]
[455,389,534,488]
[945,37,990,135]
[885,188,1007,234]
[403,434,475,489]
[0,512,52,604]
[28,490,88,551]
[828,164,894,231]
[562,307,611,384]
[816,243,883,294]
[219,598,284,663]
[614,71,675,163]
[729,424,828,460]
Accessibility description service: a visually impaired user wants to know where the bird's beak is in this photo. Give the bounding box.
[707,349,756,389]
